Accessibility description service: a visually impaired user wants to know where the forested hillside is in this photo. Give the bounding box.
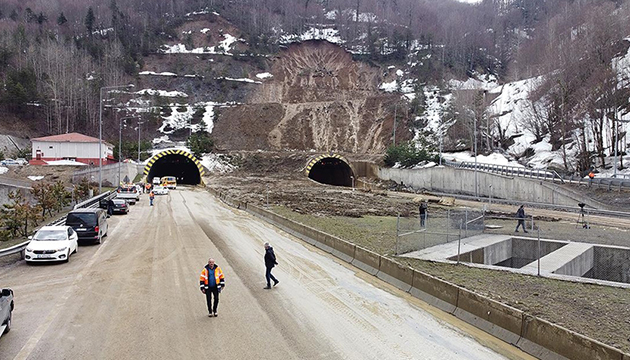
[1,0,630,172]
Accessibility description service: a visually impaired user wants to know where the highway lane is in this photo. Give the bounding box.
[0,188,535,359]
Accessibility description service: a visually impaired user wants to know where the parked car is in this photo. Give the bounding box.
[0,288,13,337]
[65,208,108,244]
[15,158,28,165]
[153,186,169,195]
[109,199,129,214]
[0,159,18,166]
[24,226,78,263]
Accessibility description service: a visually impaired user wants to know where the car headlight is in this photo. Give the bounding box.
[56,247,68,252]
[25,247,33,252]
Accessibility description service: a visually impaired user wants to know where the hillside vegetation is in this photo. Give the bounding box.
[0,0,630,172]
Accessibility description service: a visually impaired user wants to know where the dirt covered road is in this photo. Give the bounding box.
[0,188,534,360]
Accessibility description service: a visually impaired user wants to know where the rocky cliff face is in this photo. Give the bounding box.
[215,41,407,153]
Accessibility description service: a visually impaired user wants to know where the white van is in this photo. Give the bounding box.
[152,177,161,185]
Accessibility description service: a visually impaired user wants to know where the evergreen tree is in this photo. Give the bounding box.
[57,12,67,26]
[85,7,95,35]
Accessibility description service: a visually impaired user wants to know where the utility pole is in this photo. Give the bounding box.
[98,84,133,194]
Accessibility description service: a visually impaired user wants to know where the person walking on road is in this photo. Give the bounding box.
[149,190,155,206]
[199,258,225,317]
[515,205,528,233]
[264,242,279,289]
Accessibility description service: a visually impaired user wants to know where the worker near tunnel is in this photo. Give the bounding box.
[199,258,225,317]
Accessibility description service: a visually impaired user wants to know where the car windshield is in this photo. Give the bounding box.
[113,200,126,205]
[34,230,67,241]
[66,213,96,225]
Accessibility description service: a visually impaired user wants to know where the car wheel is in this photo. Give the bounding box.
[96,234,101,245]
[3,312,11,334]
[65,250,70,263]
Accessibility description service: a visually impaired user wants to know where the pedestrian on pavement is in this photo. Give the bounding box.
[199,258,225,317]
[419,201,428,228]
[149,190,155,206]
[263,242,279,289]
[515,205,528,233]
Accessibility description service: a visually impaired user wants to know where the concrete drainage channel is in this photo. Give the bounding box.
[208,188,630,360]
[403,234,630,286]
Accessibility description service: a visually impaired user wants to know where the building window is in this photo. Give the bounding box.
[49,146,53,149]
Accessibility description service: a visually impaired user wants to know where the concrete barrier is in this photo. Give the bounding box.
[453,288,523,346]
[519,315,626,360]
[410,270,458,314]
[351,246,381,275]
[332,238,356,263]
[376,257,413,292]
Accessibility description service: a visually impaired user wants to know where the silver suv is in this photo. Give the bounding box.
[0,288,13,336]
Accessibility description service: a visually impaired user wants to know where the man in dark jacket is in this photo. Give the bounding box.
[515,205,528,233]
[263,242,279,289]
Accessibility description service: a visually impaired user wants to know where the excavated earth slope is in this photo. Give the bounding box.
[215,41,409,153]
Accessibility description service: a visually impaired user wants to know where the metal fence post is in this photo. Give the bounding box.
[395,213,400,255]
[465,208,468,238]
[446,210,450,243]
[537,228,541,276]
[531,215,534,232]
[457,219,462,264]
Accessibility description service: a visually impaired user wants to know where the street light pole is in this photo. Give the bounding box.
[137,120,145,163]
[99,84,133,194]
[615,110,618,178]
[474,114,478,197]
[118,116,138,186]
[393,102,397,146]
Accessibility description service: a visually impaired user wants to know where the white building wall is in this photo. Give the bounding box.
[32,141,112,159]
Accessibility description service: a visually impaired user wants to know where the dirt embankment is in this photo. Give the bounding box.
[214,41,411,153]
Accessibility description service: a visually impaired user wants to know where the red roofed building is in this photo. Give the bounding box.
[30,132,115,165]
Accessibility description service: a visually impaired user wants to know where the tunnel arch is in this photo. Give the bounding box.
[143,149,205,185]
[305,154,355,187]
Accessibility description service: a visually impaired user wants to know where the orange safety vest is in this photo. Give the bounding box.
[200,265,225,288]
[588,172,595,179]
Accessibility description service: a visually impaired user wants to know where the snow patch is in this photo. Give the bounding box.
[0,167,8,175]
[28,176,44,181]
[280,27,343,45]
[139,71,178,77]
[45,160,87,166]
[136,89,188,97]
[256,72,273,79]
[201,153,236,174]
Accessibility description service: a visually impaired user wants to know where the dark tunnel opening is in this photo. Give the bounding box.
[147,154,201,185]
[308,158,354,187]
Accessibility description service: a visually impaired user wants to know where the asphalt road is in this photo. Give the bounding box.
[0,188,535,360]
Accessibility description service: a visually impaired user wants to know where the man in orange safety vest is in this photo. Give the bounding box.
[199,258,225,317]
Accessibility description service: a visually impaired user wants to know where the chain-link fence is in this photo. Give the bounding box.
[396,207,630,284]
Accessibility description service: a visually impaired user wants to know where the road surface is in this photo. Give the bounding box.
[0,188,535,360]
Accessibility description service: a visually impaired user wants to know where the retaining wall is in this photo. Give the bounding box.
[72,162,140,186]
[209,188,628,360]
[378,166,598,208]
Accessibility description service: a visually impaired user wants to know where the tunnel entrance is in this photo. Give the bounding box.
[144,149,204,185]
[306,155,354,187]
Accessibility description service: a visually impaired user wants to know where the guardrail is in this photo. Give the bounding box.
[444,160,630,191]
[0,191,114,259]
[445,160,565,183]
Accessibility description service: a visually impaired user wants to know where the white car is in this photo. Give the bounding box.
[24,226,78,263]
[153,186,169,195]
